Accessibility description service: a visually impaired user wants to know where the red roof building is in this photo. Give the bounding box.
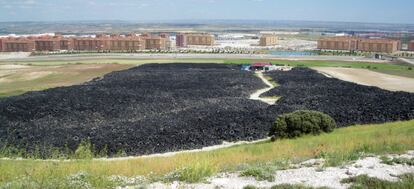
[250,62,272,71]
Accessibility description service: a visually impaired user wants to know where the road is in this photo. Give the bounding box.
[0,53,388,63]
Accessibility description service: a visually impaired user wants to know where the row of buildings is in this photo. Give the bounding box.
[0,32,282,52]
[0,33,172,52]
[0,32,222,52]
[317,36,409,53]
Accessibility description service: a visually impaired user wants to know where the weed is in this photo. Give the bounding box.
[244,185,259,189]
[240,164,276,182]
[341,173,414,189]
[162,161,217,183]
[380,156,414,166]
[271,184,329,189]
[74,140,94,160]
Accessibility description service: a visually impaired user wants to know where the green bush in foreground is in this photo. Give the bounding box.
[269,110,337,140]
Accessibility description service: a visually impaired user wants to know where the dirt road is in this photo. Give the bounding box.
[313,67,414,93]
[249,72,278,105]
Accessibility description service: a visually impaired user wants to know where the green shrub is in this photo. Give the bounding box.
[269,110,337,140]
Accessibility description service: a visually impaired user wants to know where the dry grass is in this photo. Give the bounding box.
[0,64,133,97]
[1,120,413,187]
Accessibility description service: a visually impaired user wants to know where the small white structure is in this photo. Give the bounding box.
[263,65,292,72]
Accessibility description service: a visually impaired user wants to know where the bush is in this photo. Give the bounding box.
[269,110,337,140]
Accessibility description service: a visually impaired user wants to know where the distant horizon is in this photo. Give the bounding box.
[0,0,413,24]
[1,19,413,26]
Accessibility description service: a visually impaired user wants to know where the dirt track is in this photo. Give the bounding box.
[313,67,414,93]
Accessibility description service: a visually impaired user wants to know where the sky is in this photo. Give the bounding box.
[0,0,413,24]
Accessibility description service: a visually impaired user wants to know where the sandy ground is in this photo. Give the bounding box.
[313,67,414,93]
[249,72,277,105]
[143,151,414,189]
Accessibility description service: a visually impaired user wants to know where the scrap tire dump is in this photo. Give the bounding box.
[0,64,413,157]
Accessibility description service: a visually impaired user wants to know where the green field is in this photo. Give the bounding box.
[0,120,413,188]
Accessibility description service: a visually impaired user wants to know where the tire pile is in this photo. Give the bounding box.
[0,64,271,156]
[0,65,413,157]
[262,68,414,127]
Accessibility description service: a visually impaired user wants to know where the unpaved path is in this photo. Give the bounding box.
[249,72,277,105]
[313,67,414,93]
[145,151,414,189]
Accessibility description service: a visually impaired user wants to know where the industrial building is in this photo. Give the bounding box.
[176,33,215,47]
[259,34,278,46]
[409,40,414,51]
[0,33,170,52]
[317,36,401,53]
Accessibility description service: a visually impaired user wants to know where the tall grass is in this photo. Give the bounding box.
[0,120,413,187]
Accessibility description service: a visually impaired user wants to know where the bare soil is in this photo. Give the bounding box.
[313,67,414,93]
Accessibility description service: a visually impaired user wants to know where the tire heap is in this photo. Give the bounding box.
[1,65,413,157]
[262,68,414,127]
[0,63,271,156]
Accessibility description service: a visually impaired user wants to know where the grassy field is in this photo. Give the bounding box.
[1,120,413,188]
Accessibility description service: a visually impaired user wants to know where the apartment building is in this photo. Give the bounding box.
[317,36,401,53]
[176,33,215,47]
[409,40,414,51]
[358,38,400,53]
[144,37,167,50]
[259,34,278,46]
[1,37,36,52]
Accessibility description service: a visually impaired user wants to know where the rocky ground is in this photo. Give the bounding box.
[144,151,414,189]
